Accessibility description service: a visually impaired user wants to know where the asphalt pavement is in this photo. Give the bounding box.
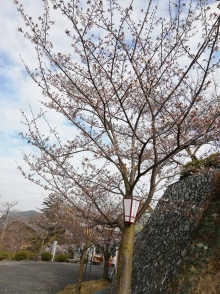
[0,261,103,294]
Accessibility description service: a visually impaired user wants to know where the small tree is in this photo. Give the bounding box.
[15,1,220,293]
[95,226,121,280]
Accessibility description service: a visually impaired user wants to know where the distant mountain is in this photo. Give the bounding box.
[14,210,41,218]
[0,210,41,220]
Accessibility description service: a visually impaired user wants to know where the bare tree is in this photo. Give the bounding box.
[0,201,18,248]
[15,0,220,293]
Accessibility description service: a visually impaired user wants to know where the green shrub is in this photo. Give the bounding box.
[0,251,10,261]
[27,251,35,260]
[41,251,52,261]
[55,254,68,262]
[13,251,28,261]
[13,250,34,261]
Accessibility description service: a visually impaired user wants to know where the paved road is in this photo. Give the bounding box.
[0,261,103,294]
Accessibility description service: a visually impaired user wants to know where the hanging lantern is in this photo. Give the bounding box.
[123,198,140,223]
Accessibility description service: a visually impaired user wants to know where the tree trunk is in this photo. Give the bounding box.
[75,247,87,294]
[117,222,135,294]
[38,237,45,261]
[0,226,6,249]
[103,248,110,280]
[0,213,9,249]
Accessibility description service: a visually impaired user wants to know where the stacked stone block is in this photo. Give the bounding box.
[132,172,213,294]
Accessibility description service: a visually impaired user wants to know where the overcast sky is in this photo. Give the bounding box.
[0,0,56,211]
[0,0,219,212]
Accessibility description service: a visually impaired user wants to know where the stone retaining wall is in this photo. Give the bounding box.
[131,172,214,294]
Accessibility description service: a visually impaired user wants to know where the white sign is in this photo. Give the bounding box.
[52,241,57,262]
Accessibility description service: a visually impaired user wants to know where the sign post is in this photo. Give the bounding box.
[51,240,57,262]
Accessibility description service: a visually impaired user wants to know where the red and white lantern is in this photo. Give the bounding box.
[123,198,140,223]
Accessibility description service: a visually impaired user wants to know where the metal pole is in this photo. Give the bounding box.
[88,246,95,281]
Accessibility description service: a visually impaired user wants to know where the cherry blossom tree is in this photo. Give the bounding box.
[28,214,64,259]
[15,0,220,293]
[60,211,96,294]
[95,225,121,280]
[2,218,33,253]
[41,193,102,293]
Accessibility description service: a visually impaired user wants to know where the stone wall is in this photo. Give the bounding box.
[131,172,214,294]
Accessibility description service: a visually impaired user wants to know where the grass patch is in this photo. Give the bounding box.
[57,279,110,294]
